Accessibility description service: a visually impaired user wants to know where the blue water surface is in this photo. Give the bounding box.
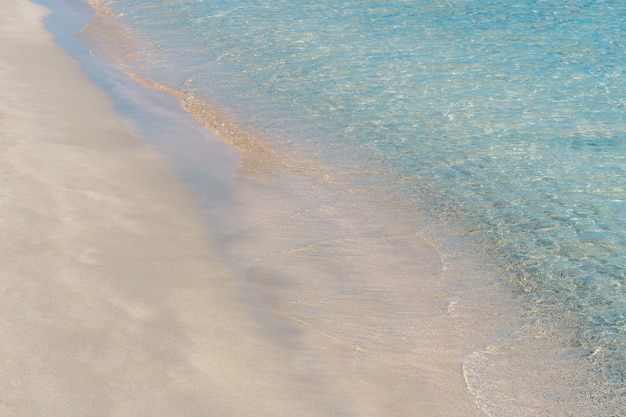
[96,0,626,410]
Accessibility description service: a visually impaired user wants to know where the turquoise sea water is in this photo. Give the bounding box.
[46,0,626,415]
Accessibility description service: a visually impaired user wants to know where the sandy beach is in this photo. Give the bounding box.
[0,1,344,415]
[0,1,492,416]
[5,0,623,415]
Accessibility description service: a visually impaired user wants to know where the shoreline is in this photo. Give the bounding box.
[26,0,626,415]
[0,1,348,415]
[7,1,492,416]
[2,0,568,415]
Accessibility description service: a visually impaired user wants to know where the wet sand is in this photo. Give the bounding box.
[0,1,342,415]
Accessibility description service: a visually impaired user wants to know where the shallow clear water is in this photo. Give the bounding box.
[65,0,626,414]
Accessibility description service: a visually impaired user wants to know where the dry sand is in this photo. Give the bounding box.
[0,1,340,415]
